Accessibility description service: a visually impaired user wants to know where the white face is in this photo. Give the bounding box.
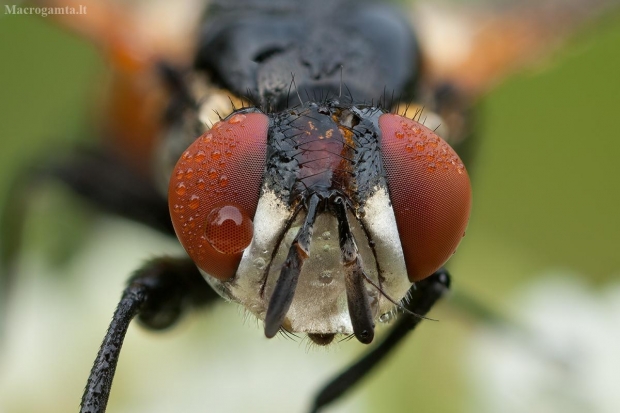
[201,185,412,336]
[169,104,471,343]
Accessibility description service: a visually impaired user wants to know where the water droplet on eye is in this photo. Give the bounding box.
[218,175,229,187]
[197,179,206,189]
[188,195,200,209]
[175,182,187,195]
[208,168,218,179]
[395,131,404,139]
[427,162,436,172]
[228,113,246,124]
[405,143,414,153]
[172,204,183,213]
[202,133,213,143]
[182,151,192,161]
[185,168,194,179]
[204,205,254,254]
[194,150,206,162]
[175,169,184,180]
[224,149,232,157]
[211,150,222,160]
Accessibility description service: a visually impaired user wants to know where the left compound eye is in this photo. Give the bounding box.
[379,113,472,282]
[168,112,269,281]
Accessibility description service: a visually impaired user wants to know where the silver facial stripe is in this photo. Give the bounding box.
[359,185,411,313]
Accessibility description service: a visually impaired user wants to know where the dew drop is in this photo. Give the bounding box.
[253,257,266,270]
[202,133,213,143]
[211,150,222,160]
[319,270,333,284]
[427,162,436,172]
[228,113,246,124]
[194,150,206,162]
[185,168,194,179]
[188,195,200,210]
[172,204,183,214]
[175,182,187,195]
[182,151,192,161]
[395,131,404,139]
[379,313,391,323]
[204,205,254,254]
[208,168,218,179]
[219,175,229,187]
[175,169,184,180]
[197,178,206,189]
[224,149,232,157]
[405,143,414,153]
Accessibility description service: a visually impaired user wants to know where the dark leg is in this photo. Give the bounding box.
[80,256,219,413]
[44,148,175,236]
[309,269,451,413]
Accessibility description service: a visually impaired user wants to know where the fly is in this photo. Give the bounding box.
[74,1,471,411]
[2,0,617,412]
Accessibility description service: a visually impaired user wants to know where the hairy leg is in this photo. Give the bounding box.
[80,256,219,413]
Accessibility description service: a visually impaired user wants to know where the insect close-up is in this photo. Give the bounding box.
[1,0,620,412]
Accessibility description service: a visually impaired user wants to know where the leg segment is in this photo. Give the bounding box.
[45,148,174,236]
[80,256,219,413]
[309,269,451,413]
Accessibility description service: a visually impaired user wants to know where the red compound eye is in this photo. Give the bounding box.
[379,113,472,282]
[168,112,269,281]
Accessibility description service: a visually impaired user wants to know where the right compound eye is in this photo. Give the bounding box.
[168,112,269,281]
[378,113,472,282]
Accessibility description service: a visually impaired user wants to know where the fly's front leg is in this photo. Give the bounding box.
[80,256,219,413]
[309,269,451,413]
[45,148,175,236]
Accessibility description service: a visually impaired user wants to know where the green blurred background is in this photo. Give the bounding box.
[1,4,619,413]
